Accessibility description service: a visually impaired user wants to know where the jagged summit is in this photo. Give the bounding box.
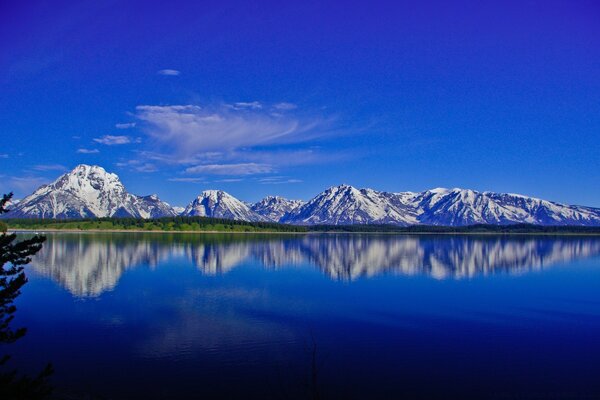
[282,184,420,225]
[282,185,600,226]
[182,190,266,221]
[251,196,304,222]
[3,164,176,219]
[3,165,600,226]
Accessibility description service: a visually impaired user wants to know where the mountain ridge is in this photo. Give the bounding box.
[182,190,266,221]
[282,184,600,226]
[3,165,600,226]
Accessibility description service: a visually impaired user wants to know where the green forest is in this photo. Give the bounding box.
[3,216,308,233]
[3,217,600,234]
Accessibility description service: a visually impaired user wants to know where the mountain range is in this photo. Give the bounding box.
[3,164,600,226]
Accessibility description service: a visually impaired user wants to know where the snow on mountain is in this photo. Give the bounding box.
[413,188,600,226]
[172,206,186,215]
[182,190,267,221]
[284,185,600,226]
[3,164,176,219]
[251,196,305,222]
[3,198,20,209]
[4,164,599,226]
[281,185,420,225]
[129,194,178,219]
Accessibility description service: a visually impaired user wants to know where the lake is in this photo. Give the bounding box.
[8,232,600,399]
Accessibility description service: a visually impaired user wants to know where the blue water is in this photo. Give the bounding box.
[7,233,600,399]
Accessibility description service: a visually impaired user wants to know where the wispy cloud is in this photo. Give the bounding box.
[185,163,273,175]
[32,164,67,171]
[273,102,297,110]
[0,154,8,159]
[115,122,136,129]
[120,101,344,178]
[259,176,303,184]
[77,148,100,154]
[93,135,134,145]
[0,176,48,196]
[157,69,180,76]
[115,159,156,172]
[134,103,329,159]
[230,101,262,110]
[168,177,205,183]
[134,163,158,173]
[214,178,243,183]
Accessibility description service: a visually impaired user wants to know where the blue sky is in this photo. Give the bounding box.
[1,0,599,207]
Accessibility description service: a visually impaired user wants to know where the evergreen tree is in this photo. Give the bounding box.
[0,193,52,399]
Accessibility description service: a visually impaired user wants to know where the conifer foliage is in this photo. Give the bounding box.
[0,193,52,399]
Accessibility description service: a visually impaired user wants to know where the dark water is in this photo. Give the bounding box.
[8,233,600,399]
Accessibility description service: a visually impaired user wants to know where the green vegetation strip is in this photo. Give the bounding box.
[4,217,600,234]
[4,216,307,232]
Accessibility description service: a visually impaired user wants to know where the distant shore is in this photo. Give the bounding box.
[7,228,305,235]
[4,216,600,236]
[8,228,600,236]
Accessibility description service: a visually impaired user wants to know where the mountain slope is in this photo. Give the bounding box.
[182,190,266,221]
[3,165,176,219]
[282,185,420,225]
[251,196,304,222]
[283,185,600,226]
[4,165,599,226]
[413,188,600,226]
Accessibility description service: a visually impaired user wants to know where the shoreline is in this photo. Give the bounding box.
[7,228,306,235]
[7,228,600,236]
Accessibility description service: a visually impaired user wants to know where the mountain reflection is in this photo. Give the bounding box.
[29,233,600,297]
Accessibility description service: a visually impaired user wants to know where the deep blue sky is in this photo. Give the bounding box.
[1,0,599,207]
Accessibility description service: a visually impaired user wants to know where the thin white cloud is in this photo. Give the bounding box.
[214,178,243,183]
[158,69,180,76]
[134,163,158,173]
[77,148,100,154]
[32,164,68,171]
[3,176,48,196]
[93,135,132,145]
[258,176,285,182]
[0,154,8,158]
[185,163,273,175]
[273,102,297,110]
[259,176,303,184]
[122,102,344,179]
[115,122,136,129]
[134,103,327,159]
[168,177,205,183]
[137,105,201,113]
[238,148,341,167]
[231,101,262,110]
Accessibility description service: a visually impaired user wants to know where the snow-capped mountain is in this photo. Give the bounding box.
[284,185,600,226]
[128,194,178,219]
[182,190,266,221]
[4,164,600,226]
[281,185,420,225]
[251,196,304,222]
[410,188,599,226]
[3,164,176,219]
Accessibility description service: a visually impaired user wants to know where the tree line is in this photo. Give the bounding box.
[3,217,600,234]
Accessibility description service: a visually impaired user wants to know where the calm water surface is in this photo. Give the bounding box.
[8,233,600,399]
